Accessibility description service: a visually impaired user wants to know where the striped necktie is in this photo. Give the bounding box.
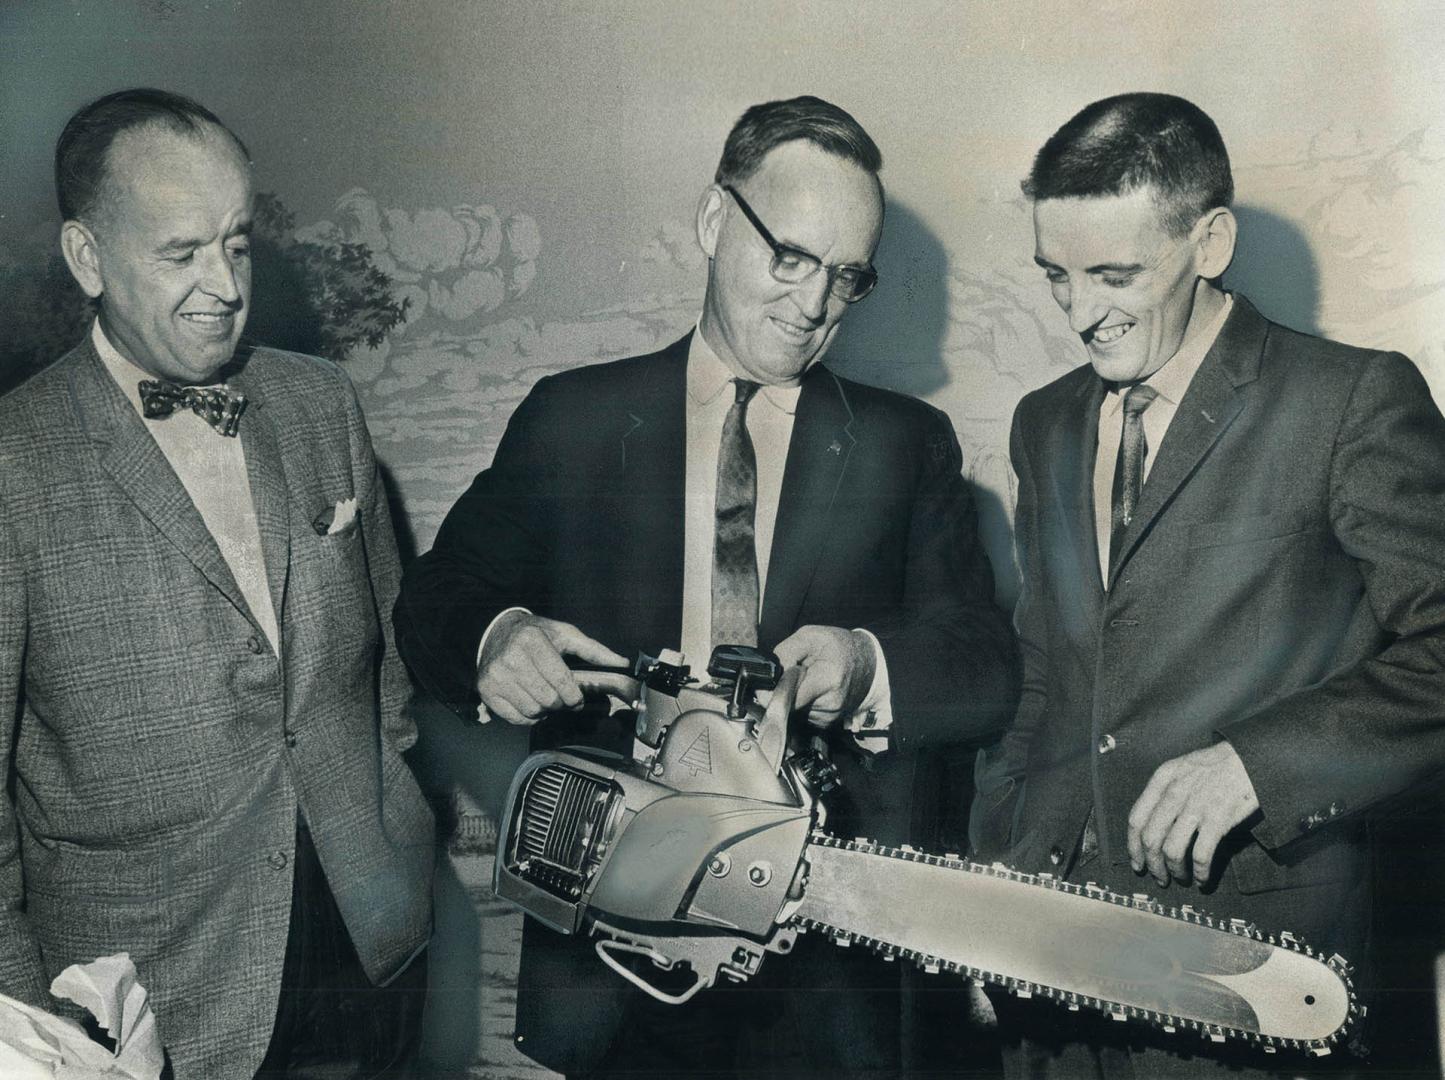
[711,379,762,650]
[1109,383,1159,563]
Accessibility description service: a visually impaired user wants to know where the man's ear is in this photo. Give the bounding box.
[60,220,104,299]
[1192,207,1237,280]
[696,184,726,259]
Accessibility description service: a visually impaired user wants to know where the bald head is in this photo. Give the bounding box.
[55,87,250,228]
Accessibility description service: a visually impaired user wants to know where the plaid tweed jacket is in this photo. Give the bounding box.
[0,337,434,1079]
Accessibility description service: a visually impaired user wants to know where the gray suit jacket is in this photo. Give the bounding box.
[0,338,434,1079]
[972,295,1445,963]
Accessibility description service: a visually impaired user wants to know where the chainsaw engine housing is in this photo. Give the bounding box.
[493,649,818,1000]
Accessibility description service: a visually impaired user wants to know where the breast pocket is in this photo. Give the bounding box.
[293,526,378,647]
[1187,513,1316,550]
[24,835,167,902]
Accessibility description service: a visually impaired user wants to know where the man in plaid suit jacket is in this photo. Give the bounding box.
[0,89,433,1078]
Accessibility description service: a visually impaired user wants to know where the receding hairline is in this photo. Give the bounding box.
[733,136,888,220]
[82,120,252,228]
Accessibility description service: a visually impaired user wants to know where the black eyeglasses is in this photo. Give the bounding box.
[723,185,878,303]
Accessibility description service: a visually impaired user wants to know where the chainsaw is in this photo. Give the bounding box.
[493,646,1360,1057]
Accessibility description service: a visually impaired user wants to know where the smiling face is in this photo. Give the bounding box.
[697,139,883,386]
[74,124,254,384]
[1033,187,1223,384]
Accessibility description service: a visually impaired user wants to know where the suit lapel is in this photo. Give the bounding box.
[1048,371,1108,614]
[760,366,855,645]
[1106,296,1267,586]
[231,362,292,638]
[70,340,253,622]
[617,336,689,651]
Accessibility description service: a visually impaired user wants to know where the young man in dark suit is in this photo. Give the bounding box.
[0,89,433,1079]
[396,95,1018,1078]
[972,91,1445,1077]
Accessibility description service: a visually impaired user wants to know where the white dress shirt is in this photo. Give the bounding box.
[679,329,798,670]
[480,328,892,746]
[681,328,892,748]
[1093,294,1233,584]
[94,319,279,651]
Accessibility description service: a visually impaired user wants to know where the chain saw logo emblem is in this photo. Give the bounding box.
[678,728,713,776]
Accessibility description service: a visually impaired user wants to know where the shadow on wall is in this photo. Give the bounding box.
[829,199,952,399]
[406,702,537,1073]
[0,238,90,397]
[381,465,419,566]
[825,200,1019,611]
[1224,205,1321,336]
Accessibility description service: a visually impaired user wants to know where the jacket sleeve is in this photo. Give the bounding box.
[865,404,1020,756]
[1223,352,1445,850]
[0,502,55,1008]
[970,405,1048,860]
[393,377,559,721]
[340,373,416,755]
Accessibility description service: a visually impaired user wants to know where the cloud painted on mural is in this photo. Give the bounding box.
[297,190,540,327]
[1234,123,1445,388]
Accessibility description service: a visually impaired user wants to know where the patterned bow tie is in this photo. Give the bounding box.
[138,380,247,437]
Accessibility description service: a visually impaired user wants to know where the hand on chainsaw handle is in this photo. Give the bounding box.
[1126,740,1260,888]
[774,625,877,730]
[476,611,633,725]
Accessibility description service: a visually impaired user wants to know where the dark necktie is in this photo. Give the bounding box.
[712,379,762,651]
[1109,383,1159,561]
[138,379,247,437]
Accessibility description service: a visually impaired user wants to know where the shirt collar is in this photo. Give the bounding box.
[687,322,801,414]
[1103,292,1233,414]
[92,318,240,419]
[93,318,153,416]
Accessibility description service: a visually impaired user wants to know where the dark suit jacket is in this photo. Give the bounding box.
[0,339,434,1080]
[972,295,1445,966]
[395,332,1018,1073]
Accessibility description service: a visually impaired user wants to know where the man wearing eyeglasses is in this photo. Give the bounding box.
[396,96,1018,1078]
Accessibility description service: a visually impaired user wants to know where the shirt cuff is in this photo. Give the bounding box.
[844,628,893,754]
[474,607,532,723]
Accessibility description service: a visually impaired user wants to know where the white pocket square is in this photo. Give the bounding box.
[312,496,358,536]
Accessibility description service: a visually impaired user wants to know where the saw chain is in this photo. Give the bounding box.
[789,833,1361,1056]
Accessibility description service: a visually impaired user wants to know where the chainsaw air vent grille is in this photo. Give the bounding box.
[513,764,613,899]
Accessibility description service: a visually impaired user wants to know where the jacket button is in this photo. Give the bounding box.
[1048,846,1064,866]
[1097,734,1116,755]
[246,635,263,654]
[283,731,297,748]
[267,851,288,870]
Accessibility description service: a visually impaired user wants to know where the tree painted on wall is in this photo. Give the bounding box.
[0,242,91,395]
[0,192,408,396]
[245,192,409,364]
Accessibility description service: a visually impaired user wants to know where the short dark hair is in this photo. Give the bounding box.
[55,87,250,222]
[714,95,882,187]
[1023,92,1233,236]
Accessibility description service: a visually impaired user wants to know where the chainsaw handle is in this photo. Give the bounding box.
[754,664,804,774]
[573,669,641,704]
[594,938,707,1005]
